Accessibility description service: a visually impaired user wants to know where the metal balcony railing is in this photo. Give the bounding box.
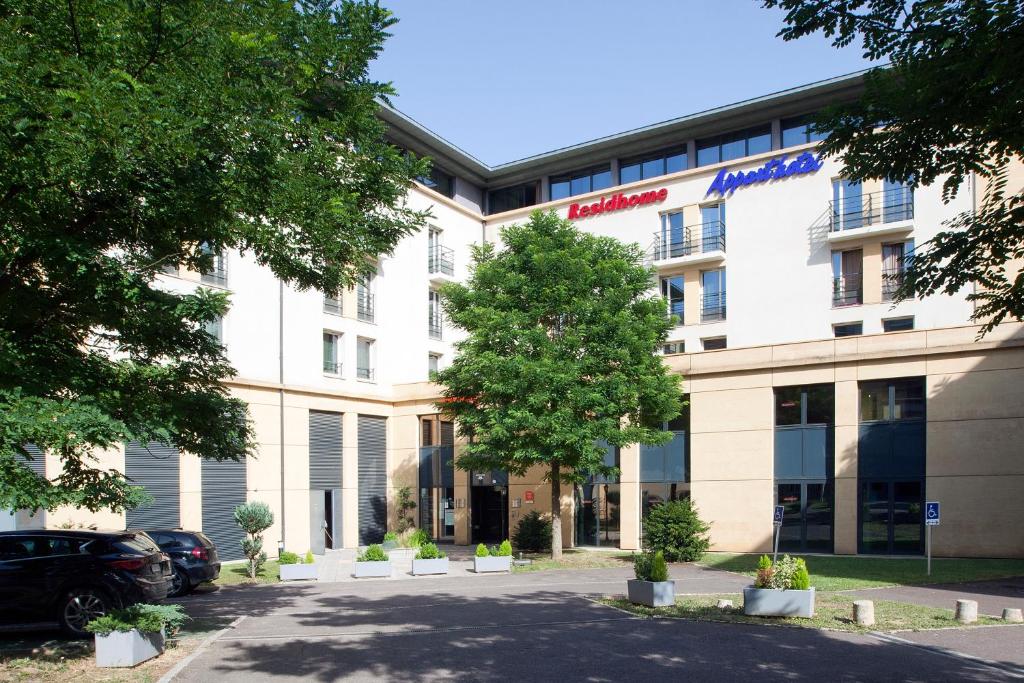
[829,188,914,232]
[701,291,727,322]
[429,315,443,340]
[833,274,863,307]
[428,244,455,276]
[322,361,341,375]
[323,294,342,315]
[357,366,374,380]
[650,220,726,262]
[882,268,906,301]
[201,254,228,287]
[357,292,374,322]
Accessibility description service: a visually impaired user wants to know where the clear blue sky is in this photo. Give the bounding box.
[370,1,872,166]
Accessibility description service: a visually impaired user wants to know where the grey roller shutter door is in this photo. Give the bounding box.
[202,458,247,561]
[125,442,181,529]
[309,411,343,490]
[21,444,46,477]
[358,415,387,545]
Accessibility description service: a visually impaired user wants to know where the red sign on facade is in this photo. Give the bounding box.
[567,187,668,220]
[524,490,535,503]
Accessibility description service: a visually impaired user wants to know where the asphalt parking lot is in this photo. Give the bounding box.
[167,566,1024,682]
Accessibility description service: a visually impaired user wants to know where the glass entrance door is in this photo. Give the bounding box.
[576,483,620,548]
[775,481,833,553]
[859,480,923,554]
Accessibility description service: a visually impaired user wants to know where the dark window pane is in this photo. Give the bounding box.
[720,136,745,162]
[776,484,803,552]
[666,152,686,174]
[702,337,727,351]
[860,381,889,422]
[620,163,641,184]
[781,123,807,148]
[642,158,663,179]
[806,385,834,425]
[592,170,613,191]
[805,482,833,553]
[550,180,571,201]
[883,317,914,332]
[834,322,863,337]
[775,387,802,426]
[696,141,719,167]
[860,481,890,554]
[893,379,925,420]
[892,481,923,554]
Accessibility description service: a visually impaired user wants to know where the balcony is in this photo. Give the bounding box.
[323,360,341,375]
[201,256,228,287]
[357,366,375,381]
[649,221,726,269]
[882,267,906,301]
[323,293,342,315]
[357,292,374,323]
[429,315,443,340]
[701,291,727,322]
[428,244,455,281]
[828,189,914,244]
[833,274,863,307]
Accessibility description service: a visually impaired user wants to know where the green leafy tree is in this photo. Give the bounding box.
[0,1,429,513]
[763,0,1024,333]
[436,211,682,559]
[233,501,274,579]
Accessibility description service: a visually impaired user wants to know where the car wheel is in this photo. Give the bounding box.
[169,566,192,597]
[59,587,110,637]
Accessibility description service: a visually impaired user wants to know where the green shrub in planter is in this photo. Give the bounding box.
[475,543,489,557]
[650,551,668,582]
[304,550,315,564]
[383,531,398,542]
[642,498,711,562]
[86,604,188,636]
[512,511,551,552]
[357,544,388,562]
[409,528,430,547]
[415,543,446,560]
[792,562,811,591]
[278,551,300,565]
[496,540,512,557]
[632,551,669,582]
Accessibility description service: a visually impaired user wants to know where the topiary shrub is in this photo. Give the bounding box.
[753,555,810,590]
[642,498,710,562]
[649,550,669,582]
[792,560,811,591]
[496,539,512,557]
[475,543,489,557]
[512,510,551,552]
[233,501,274,579]
[278,551,299,565]
[415,542,446,560]
[632,551,669,582]
[357,544,387,562]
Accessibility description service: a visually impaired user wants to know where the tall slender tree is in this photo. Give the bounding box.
[0,1,429,512]
[435,211,683,559]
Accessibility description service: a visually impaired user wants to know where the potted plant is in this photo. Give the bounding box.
[382,531,399,551]
[743,555,815,617]
[627,550,675,607]
[473,540,513,573]
[86,604,187,668]
[279,549,317,581]
[411,542,449,575]
[353,544,392,578]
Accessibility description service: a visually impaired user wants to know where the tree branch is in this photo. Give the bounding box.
[66,0,83,58]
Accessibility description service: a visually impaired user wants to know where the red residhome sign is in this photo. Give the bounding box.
[567,188,668,220]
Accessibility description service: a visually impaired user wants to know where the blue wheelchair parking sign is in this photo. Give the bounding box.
[773,505,785,526]
[925,501,940,526]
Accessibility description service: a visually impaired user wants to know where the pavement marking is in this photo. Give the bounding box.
[157,615,247,683]
[216,615,638,643]
[869,631,1024,680]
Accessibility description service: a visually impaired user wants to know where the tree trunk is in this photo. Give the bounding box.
[550,460,562,561]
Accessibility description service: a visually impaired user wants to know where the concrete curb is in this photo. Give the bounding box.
[157,615,247,683]
[870,631,1024,680]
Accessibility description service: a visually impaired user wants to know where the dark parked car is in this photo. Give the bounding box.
[0,530,172,636]
[145,529,220,597]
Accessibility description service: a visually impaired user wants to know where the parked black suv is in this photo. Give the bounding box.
[0,530,172,636]
[145,529,220,597]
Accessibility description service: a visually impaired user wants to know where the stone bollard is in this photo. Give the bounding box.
[955,599,978,624]
[716,599,734,609]
[853,600,875,627]
[1002,608,1023,623]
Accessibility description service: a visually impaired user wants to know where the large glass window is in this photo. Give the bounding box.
[701,268,726,322]
[488,182,538,214]
[882,179,914,223]
[428,289,443,340]
[860,378,925,422]
[775,384,834,427]
[781,114,829,148]
[419,165,455,198]
[549,166,612,201]
[696,124,773,167]
[832,249,863,307]
[660,276,684,325]
[356,337,374,380]
[882,240,914,301]
[619,147,687,184]
[831,179,865,230]
[322,332,341,375]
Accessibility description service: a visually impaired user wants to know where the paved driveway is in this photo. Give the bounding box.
[170,566,1024,682]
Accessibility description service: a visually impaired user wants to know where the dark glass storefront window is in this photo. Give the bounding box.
[781,113,829,148]
[696,124,773,167]
[488,182,539,214]
[860,378,926,422]
[419,165,455,198]
[775,385,834,426]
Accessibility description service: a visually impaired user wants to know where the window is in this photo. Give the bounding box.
[696,124,772,167]
[550,165,612,201]
[701,269,726,322]
[419,165,455,198]
[882,179,914,223]
[780,114,828,148]
[883,317,914,333]
[488,182,538,214]
[882,241,913,301]
[619,147,687,184]
[323,291,342,315]
[832,249,863,306]
[702,337,727,351]
[322,332,341,375]
[660,276,684,325]
[775,385,834,426]
[831,179,865,230]
[428,228,454,276]
[428,289,443,340]
[700,203,726,251]
[860,378,925,422]
[662,341,685,355]
[357,272,375,323]
[199,243,227,286]
[356,337,374,380]
[428,353,441,379]
[657,211,688,259]
[834,322,863,337]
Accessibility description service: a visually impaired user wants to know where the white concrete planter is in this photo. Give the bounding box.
[94,628,165,668]
[386,548,416,560]
[743,586,816,618]
[473,555,512,573]
[412,557,449,575]
[627,579,676,607]
[353,560,392,578]
[279,563,318,581]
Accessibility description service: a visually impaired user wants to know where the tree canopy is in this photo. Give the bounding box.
[435,211,683,558]
[0,0,428,512]
[764,0,1024,332]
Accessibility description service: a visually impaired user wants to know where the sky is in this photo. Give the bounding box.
[369,0,873,166]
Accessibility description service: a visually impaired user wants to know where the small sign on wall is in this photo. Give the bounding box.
[524,491,535,504]
[512,498,522,508]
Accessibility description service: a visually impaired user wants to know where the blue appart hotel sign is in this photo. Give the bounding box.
[705,151,823,197]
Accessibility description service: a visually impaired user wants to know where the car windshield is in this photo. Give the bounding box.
[110,534,159,555]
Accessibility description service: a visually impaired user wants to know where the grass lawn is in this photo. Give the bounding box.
[699,553,1024,591]
[213,560,282,586]
[601,593,1010,633]
[512,549,634,573]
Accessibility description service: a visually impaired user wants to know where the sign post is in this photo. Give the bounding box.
[772,505,785,565]
[925,501,940,576]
